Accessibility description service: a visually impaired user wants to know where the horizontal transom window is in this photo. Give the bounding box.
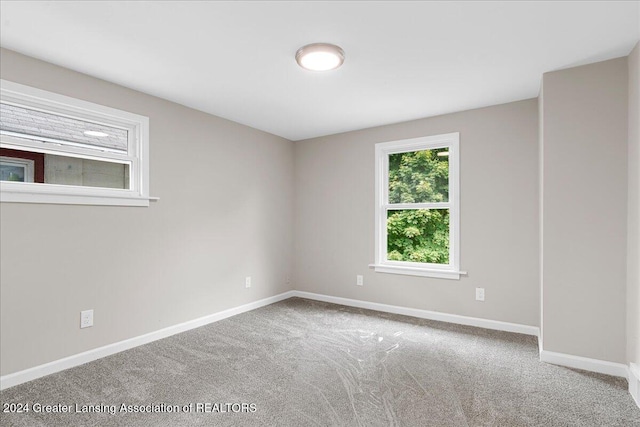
[0,79,151,206]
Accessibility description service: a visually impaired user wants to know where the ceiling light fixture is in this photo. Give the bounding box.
[296,43,345,71]
[83,130,109,137]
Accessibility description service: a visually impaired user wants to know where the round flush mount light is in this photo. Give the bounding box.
[295,43,345,71]
[83,130,109,137]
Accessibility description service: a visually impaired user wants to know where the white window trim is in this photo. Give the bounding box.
[0,79,153,206]
[371,132,465,279]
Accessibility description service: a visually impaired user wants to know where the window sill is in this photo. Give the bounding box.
[0,182,159,207]
[368,263,467,280]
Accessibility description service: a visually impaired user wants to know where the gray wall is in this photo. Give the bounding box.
[541,57,628,363]
[0,48,295,376]
[629,42,640,367]
[2,45,635,378]
[294,99,540,327]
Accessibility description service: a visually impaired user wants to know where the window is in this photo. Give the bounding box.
[0,80,150,206]
[373,132,463,279]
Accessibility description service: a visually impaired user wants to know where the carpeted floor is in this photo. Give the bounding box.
[0,297,638,426]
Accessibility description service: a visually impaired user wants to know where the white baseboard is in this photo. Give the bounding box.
[291,291,540,336]
[0,291,295,390]
[538,334,543,355]
[539,350,629,379]
[630,363,640,408]
[7,287,634,406]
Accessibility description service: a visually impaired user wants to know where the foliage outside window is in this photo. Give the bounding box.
[0,79,150,206]
[374,133,462,279]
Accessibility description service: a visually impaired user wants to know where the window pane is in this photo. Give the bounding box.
[388,148,449,203]
[1,148,129,190]
[387,209,449,264]
[44,153,129,189]
[0,103,128,153]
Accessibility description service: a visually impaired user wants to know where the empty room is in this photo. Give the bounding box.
[0,1,639,426]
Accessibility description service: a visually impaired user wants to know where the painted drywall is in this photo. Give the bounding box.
[541,58,628,363]
[294,99,540,327]
[0,48,295,376]
[629,41,640,368]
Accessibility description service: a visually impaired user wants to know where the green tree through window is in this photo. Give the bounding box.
[387,148,450,263]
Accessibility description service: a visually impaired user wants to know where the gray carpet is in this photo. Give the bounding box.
[1,297,638,426]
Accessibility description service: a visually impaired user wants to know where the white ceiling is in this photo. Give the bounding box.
[1,2,639,141]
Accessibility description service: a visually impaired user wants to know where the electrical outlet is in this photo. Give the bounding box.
[245,276,252,288]
[475,288,485,301]
[356,275,364,286]
[80,309,93,328]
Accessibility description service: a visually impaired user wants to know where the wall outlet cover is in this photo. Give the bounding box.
[80,309,93,328]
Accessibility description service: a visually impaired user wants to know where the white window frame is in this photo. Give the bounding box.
[372,132,464,279]
[0,80,151,206]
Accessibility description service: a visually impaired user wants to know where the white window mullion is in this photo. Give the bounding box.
[385,202,451,210]
[0,137,133,163]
